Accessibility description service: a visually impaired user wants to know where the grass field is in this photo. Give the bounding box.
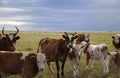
[5,31,120,78]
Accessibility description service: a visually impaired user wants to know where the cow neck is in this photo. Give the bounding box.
[83,44,90,54]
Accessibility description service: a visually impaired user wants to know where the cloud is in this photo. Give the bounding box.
[0,7,25,12]
[0,20,26,25]
[0,0,120,31]
[0,15,34,21]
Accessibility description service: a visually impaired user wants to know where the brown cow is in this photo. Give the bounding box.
[0,51,46,78]
[0,26,20,51]
[112,34,120,52]
[37,32,78,78]
[76,33,89,44]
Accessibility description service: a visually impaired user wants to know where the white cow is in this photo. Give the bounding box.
[80,41,109,75]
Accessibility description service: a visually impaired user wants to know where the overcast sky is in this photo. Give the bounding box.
[0,0,120,31]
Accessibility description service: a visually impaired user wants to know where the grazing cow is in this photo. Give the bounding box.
[68,44,81,78]
[112,34,120,52]
[0,51,46,78]
[37,32,78,78]
[80,41,109,75]
[0,26,20,51]
[76,33,89,44]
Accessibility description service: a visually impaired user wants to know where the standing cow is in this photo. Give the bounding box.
[68,33,89,78]
[68,45,81,78]
[0,51,46,78]
[0,26,20,51]
[112,34,120,52]
[80,41,109,75]
[37,32,78,78]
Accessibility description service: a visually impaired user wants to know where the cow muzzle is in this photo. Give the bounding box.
[67,43,73,48]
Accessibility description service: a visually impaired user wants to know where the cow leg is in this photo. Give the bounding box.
[55,60,60,78]
[100,58,107,75]
[105,57,109,74]
[1,72,7,78]
[118,68,120,77]
[47,61,54,73]
[90,59,94,69]
[85,56,90,70]
[71,59,78,78]
[61,61,65,77]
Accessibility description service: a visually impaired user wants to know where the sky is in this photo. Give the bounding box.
[0,0,120,31]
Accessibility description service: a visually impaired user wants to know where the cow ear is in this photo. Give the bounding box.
[30,56,36,62]
[112,36,115,39]
[74,35,78,39]
[15,36,20,40]
[2,37,6,40]
[62,35,67,39]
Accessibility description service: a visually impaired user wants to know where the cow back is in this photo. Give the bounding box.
[39,38,69,61]
[0,52,23,74]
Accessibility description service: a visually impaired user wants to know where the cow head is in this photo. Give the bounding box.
[62,32,78,48]
[76,33,89,44]
[80,41,89,49]
[1,26,20,51]
[112,34,120,44]
[37,53,46,71]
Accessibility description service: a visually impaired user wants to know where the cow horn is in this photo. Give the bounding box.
[73,32,77,35]
[2,27,6,35]
[64,32,68,35]
[14,26,19,35]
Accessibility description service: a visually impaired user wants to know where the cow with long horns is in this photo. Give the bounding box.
[0,26,20,51]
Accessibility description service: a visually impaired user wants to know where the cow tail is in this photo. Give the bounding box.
[37,41,42,53]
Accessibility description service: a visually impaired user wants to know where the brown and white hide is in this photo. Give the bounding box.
[68,44,81,78]
[0,51,46,78]
[76,33,89,44]
[112,34,120,52]
[80,41,109,75]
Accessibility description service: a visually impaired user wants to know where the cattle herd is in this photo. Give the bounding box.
[0,26,120,78]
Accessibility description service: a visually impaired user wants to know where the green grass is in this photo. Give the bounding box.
[6,31,120,78]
